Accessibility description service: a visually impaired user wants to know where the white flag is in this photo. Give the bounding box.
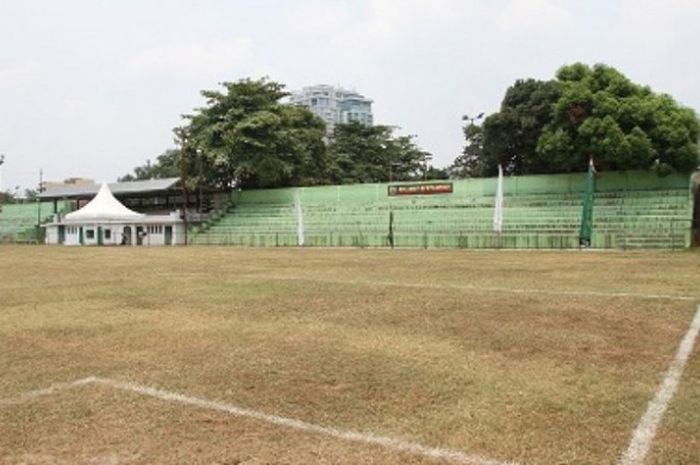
[294,189,305,246]
[493,164,504,233]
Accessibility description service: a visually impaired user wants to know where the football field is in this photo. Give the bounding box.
[1,246,699,465]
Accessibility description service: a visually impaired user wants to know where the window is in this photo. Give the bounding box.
[104,229,111,240]
[86,229,95,239]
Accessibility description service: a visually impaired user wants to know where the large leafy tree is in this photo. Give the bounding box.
[177,78,329,190]
[448,123,484,178]
[450,79,562,177]
[327,122,433,183]
[486,79,562,175]
[454,64,700,177]
[537,63,699,174]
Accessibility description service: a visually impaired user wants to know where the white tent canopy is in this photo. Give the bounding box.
[63,183,145,223]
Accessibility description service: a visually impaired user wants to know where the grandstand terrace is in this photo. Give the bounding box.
[0,202,66,243]
[192,171,697,249]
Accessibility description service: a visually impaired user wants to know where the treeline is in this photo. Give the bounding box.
[121,64,699,189]
[121,78,445,190]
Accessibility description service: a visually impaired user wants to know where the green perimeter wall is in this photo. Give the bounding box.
[231,171,690,205]
[0,202,68,243]
[194,171,694,249]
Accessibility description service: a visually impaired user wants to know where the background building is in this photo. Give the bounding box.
[289,84,373,133]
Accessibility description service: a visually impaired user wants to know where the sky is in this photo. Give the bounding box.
[1,0,699,192]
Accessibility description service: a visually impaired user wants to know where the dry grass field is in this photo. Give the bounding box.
[0,246,699,465]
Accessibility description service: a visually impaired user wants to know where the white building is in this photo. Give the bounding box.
[289,84,373,133]
[44,183,185,246]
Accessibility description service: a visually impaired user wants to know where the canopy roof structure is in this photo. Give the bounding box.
[63,183,145,223]
[38,177,180,200]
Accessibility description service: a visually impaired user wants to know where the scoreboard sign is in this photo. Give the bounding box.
[387,182,453,196]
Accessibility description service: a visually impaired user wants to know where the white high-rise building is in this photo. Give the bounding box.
[289,84,373,133]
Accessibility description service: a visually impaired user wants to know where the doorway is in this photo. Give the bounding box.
[58,225,65,244]
[122,226,132,245]
[136,226,144,246]
[164,226,173,246]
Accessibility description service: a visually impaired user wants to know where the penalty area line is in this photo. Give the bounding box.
[618,304,700,465]
[1,375,521,465]
[0,377,96,406]
[90,377,520,465]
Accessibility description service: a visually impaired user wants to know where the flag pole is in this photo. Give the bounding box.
[493,164,504,229]
[579,158,596,247]
[493,164,504,248]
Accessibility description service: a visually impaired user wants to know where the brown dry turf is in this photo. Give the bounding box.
[0,246,698,465]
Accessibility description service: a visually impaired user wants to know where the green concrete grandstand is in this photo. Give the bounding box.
[0,202,65,243]
[191,171,695,249]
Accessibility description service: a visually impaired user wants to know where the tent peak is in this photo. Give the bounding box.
[64,182,145,223]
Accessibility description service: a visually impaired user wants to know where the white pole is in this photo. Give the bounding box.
[493,164,504,233]
[295,188,305,246]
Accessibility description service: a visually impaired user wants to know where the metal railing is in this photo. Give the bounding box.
[670,218,697,251]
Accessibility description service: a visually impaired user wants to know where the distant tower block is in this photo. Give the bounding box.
[289,85,373,134]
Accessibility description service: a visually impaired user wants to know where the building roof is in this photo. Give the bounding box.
[63,184,145,223]
[38,177,180,199]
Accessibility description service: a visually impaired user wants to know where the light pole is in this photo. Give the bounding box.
[37,168,43,227]
[196,148,203,214]
[423,153,433,181]
[179,143,189,246]
[0,154,5,194]
[461,112,484,127]
[461,113,484,178]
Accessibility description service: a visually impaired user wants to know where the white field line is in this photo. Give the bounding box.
[1,376,520,465]
[90,377,520,465]
[0,377,96,405]
[243,274,698,302]
[618,304,700,465]
[5,306,698,465]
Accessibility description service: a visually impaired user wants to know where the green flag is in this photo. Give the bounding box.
[579,158,596,246]
[387,210,394,248]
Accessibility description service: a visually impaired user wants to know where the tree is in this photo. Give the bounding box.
[450,79,561,178]
[327,122,431,183]
[176,78,329,190]
[23,189,37,201]
[454,64,700,177]
[424,166,450,180]
[448,123,484,178]
[119,149,180,182]
[0,191,14,204]
[537,63,699,174]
